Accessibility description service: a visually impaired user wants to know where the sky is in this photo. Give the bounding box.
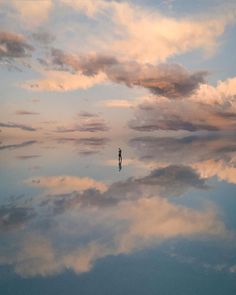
[1,1,236,294]
[1,0,236,140]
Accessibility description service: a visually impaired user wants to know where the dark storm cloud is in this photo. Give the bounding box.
[43,165,208,214]
[49,49,206,98]
[0,31,34,59]
[0,140,37,151]
[0,122,36,131]
[0,205,35,232]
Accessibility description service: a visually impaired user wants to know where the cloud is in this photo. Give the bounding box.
[78,111,99,118]
[31,30,55,45]
[229,265,236,273]
[101,96,150,109]
[55,123,109,133]
[129,95,236,131]
[61,0,236,63]
[57,136,110,155]
[128,82,236,132]
[102,99,135,108]
[0,195,228,277]
[115,197,227,253]
[76,137,109,146]
[190,77,236,105]
[0,162,230,277]
[77,137,110,154]
[0,31,34,59]
[7,0,52,27]
[0,122,36,131]
[129,134,236,165]
[26,175,107,194]
[139,165,208,190]
[55,116,109,133]
[129,134,236,186]
[45,189,117,215]
[15,110,39,115]
[0,205,35,232]
[31,49,207,95]
[16,155,41,160]
[0,140,36,151]
[22,70,107,92]
[193,159,236,184]
[50,49,118,75]
[103,164,208,202]
[39,165,208,215]
[60,0,108,17]
[103,61,207,99]
[76,119,109,132]
[45,50,207,97]
[55,127,78,133]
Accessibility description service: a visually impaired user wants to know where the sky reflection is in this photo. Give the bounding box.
[1,134,236,282]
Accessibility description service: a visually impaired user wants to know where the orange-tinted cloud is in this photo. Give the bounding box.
[62,0,236,63]
[26,175,107,193]
[0,31,33,59]
[22,70,107,92]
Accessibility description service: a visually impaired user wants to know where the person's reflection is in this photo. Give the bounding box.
[118,148,122,171]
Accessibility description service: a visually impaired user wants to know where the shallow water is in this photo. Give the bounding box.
[1,133,236,294]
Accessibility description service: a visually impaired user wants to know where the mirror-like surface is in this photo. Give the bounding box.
[1,134,236,294]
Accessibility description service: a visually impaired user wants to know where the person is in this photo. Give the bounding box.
[118,148,122,171]
[118,148,122,163]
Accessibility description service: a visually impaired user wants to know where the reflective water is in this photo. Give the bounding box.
[1,133,236,294]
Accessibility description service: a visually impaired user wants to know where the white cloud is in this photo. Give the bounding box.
[1,0,53,27]
[61,0,236,63]
[190,77,236,105]
[115,197,227,253]
[0,196,229,277]
[193,159,236,184]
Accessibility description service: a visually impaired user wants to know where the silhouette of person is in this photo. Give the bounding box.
[118,148,122,171]
[118,148,122,163]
